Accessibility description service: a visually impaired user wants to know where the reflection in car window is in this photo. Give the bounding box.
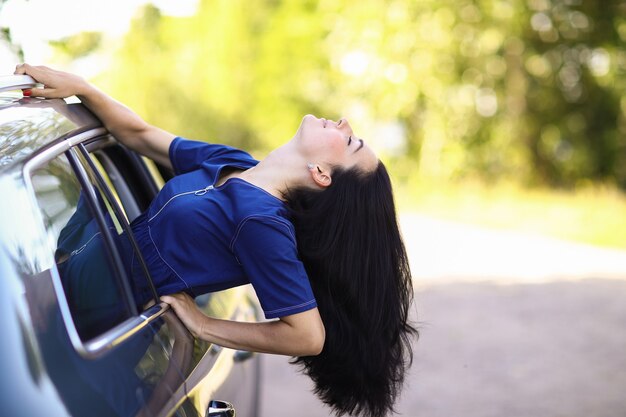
[31,152,133,341]
[75,148,157,309]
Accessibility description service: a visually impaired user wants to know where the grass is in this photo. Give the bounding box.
[396,179,626,250]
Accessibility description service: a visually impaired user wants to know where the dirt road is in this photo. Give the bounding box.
[259,214,626,417]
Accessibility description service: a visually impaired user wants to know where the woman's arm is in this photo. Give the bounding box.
[14,64,175,169]
[161,293,326,357]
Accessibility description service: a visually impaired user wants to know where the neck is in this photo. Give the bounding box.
[238,140,311,200]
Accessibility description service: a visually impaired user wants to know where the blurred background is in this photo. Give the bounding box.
[2,0,626,247]
[2,0,626,416]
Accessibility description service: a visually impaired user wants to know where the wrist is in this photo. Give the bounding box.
[197,314,211,340]
[74,78,95,98]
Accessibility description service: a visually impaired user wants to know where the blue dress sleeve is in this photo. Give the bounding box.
[231,217,317,319]
[168,137,257,175]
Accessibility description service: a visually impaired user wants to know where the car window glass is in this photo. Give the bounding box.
[74,148,157,310]
[142,156,166,189]
[31,152,133,341]
[89,154,127,221]
[91,149,142,223]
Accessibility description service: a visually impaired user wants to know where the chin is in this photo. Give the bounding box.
[296,114,317,134]
[292,115,311,140]
[302,114,318,123]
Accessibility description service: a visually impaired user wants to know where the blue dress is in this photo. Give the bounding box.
[128,137,317,319]
[50,137,316,417]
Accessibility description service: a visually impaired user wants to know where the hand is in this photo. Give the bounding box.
[161,292,207,338]
[14,63,89,99]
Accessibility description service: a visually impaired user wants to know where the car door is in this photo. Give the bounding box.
[25,134,196,417]
[88,138,262,417]
[187,288,263,417]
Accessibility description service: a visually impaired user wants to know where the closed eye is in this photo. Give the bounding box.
[352,138,364,153]
[348,136,352,145]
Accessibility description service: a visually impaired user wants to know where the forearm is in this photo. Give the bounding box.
[161,293,325,357]
[77,83,151,149]
[198,315,323,357]
[14,64,174,168]
[77,84,175,167]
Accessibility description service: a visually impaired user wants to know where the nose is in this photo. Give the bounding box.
[337,117,352,133]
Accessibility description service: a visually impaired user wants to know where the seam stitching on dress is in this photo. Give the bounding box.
[148,225,190,289]
[69,226,115,256]
[148,190,197,222]
[71,231,101,254]
[264,299,316,315]
[230,215,296,252]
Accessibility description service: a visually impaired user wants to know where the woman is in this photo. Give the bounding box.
[15,63,417,417]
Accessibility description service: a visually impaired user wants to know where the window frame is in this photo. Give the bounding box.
[66,146,139,317]
[75,143,159,302]
[23,129,168,359]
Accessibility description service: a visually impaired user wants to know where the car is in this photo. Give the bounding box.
[0,74,262,417]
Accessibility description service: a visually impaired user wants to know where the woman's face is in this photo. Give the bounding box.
[295,114,378,173]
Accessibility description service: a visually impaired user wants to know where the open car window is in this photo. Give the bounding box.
[83,137,165,221]
[30,151,135,341]
[74,145,158,306]
[28,139,162,345]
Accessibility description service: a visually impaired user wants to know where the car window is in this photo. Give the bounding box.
[73,146,157,310]
[83,139,164,220]
[31,152,134,341]
[91,150,143,222]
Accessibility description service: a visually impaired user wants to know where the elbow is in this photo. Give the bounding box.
[282,308,326,356]
[305,324,325,356]
[310,336,324,356]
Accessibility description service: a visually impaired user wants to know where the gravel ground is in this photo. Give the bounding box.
[259,215,626,417]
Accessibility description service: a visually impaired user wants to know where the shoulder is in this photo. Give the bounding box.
[170,136,254,158]
[169,137,258,175]
[230,214,296,251]
[221,180,292,233]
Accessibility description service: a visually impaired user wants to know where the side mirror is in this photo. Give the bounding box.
[207,400,235,417]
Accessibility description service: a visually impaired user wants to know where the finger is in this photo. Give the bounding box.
[14,63,38,76]
[161,294,185,304]
[14,63,46,82]
[171,292,188,300]
[14,63,27,75]
[28,87,55,98]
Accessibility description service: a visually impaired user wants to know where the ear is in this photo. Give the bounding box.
[308,163,332,188]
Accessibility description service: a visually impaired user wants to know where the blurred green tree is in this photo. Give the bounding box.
[97,0,626,191]
[49,31,102,59]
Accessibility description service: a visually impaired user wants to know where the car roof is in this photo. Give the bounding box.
[0,93,102,172]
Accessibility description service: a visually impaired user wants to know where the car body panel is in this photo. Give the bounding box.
[0,96,101,171]
[0,155,190,416]
[0,246,70,417]
[0,91,261,417]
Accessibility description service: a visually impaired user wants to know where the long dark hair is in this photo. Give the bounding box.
[283,162,417,417]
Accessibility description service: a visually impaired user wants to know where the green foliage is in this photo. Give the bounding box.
[97,0,626,191]
[49,31,102,59]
